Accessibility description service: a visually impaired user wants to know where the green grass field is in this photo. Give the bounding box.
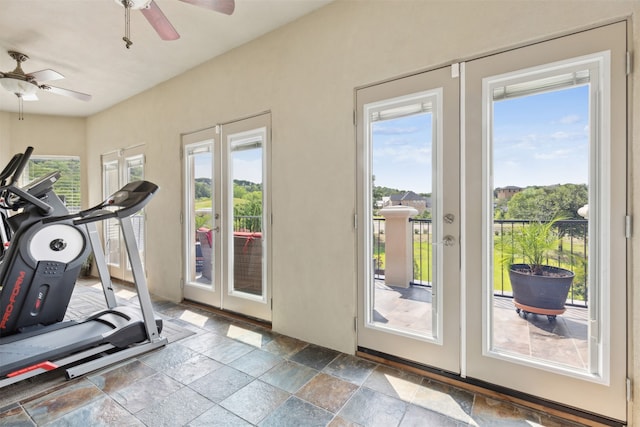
[195,198,212,210]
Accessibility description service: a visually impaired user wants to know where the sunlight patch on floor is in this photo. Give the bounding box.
[179,310,208,327]
[226,324,263,348]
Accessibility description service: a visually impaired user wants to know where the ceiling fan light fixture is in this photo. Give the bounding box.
[115,0,152,10]
[0,77,38,96]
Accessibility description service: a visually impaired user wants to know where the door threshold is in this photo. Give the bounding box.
[183,299,272,330]
[356,347,624,427]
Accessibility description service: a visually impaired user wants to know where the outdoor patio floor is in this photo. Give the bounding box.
[374,281,589,371]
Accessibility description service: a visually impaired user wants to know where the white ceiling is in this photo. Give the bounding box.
[0,0,332,117]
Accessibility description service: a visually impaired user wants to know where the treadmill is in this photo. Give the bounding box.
[0,178,167,387]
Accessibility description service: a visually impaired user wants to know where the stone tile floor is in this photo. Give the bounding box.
[0,279,591,426]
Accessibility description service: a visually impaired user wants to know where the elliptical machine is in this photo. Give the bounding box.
[0,148,166,387]
[0,147,82,331]
[0,147,66,263]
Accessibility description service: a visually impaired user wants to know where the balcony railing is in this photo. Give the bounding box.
[234,215,262,233]
[372,217,589,307]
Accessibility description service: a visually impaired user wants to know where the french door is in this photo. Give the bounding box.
[357,23,627,421]
[463,22,627,420]
[182,113,271,321]
[101,146,146,282]
[356,65,461,372]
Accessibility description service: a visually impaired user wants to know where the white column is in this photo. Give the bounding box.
[380,206,418,288]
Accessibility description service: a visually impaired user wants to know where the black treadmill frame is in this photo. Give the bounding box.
[0,189,167,387]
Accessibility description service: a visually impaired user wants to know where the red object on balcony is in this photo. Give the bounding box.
[233,231,262,253]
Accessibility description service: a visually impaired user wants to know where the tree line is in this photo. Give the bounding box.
[495,183,588,221]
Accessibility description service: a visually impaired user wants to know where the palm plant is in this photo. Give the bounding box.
[498,217,564,276]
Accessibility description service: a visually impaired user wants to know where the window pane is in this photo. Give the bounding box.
[368,93,438,341]
[187,144,213,286]
[230,133,263,297]
[489,67,593,374]
[25,157,81,214]
[103,161,120,267]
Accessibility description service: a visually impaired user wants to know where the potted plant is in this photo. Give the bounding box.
[80,252,95,277]
[497,217,574,321]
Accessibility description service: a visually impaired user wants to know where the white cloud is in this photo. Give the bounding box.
[374,143,431,165]
[534,149,571,160]
[373,125,422,135]
[551,131,570,140]
[558,114,581,125]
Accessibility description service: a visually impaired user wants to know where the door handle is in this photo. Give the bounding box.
[433,235,456,246]
[443,235,455,246]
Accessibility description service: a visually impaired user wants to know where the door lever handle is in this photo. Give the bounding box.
[433,235,455,246]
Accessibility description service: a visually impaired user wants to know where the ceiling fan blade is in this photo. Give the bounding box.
[29,69,64,82]
[179,0,235,15]
[22,93,39,101]
[41,85,92,102]
[141,1,180,40]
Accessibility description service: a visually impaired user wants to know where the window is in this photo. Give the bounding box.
[21,156,81,213]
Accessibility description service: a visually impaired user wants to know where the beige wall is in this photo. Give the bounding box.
[0,112,9,163]
[3,0,640,422]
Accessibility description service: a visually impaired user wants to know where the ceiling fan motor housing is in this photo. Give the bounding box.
[116,0,153,10]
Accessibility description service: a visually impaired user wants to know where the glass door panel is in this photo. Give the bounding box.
[229,130,264,298]
[186,144,214,287]
[369,97,438,340]
[125,155,145,280]
[490,72,592,369]
[183,130,220,307]
[101,146,146,282]
[222,114,271,321]
[357,65,460,372]
[102,159,121,270]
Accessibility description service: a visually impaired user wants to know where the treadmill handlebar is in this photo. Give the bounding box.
[8,146,33,187]
[0,147,56,215]
[4,186,55,215]
[0,154,23,186]
[42,180,159,226]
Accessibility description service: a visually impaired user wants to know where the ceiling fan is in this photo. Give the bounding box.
[0,51,91,120]
[117,0,235,48]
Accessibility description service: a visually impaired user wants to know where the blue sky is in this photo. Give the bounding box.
[493,85,589,188]
[372,84,589,193]
[372,112,433,194]
[194,152,212,179]
[193,148,263,183]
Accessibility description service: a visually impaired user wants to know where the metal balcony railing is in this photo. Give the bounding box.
[372,217,589,307]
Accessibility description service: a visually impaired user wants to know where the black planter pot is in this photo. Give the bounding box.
[509,264,574,315]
